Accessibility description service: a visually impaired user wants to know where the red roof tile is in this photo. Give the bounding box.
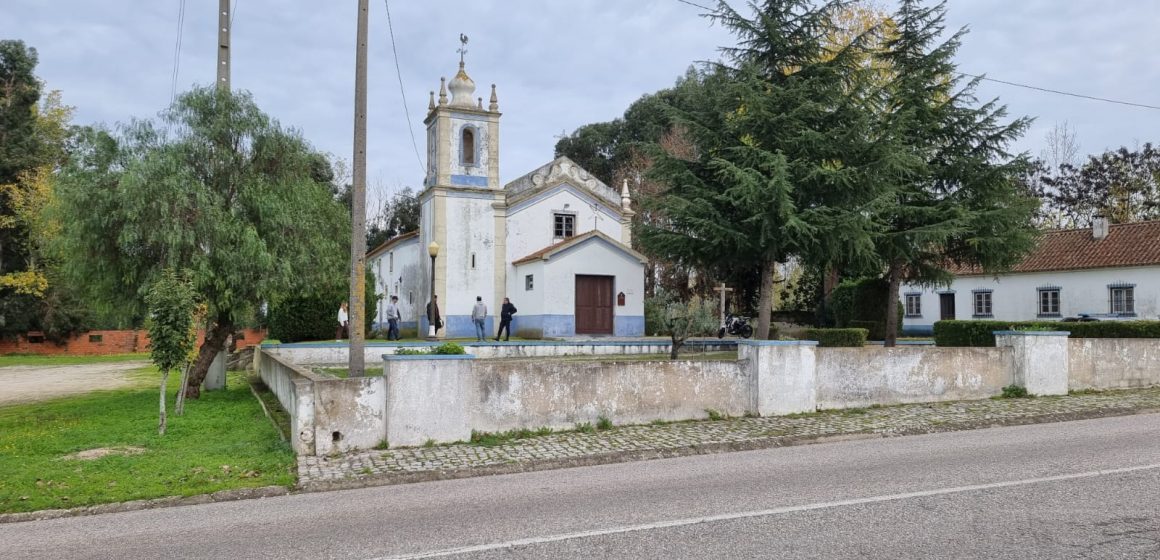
[953,221,1160,276]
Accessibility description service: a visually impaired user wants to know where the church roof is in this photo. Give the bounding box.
[512,230,647,266]
[367,231,418,259]
[504,156,621,210]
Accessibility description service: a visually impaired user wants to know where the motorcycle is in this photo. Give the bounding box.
[718,313,754,339]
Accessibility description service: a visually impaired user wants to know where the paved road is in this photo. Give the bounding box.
[6,414,1160,559]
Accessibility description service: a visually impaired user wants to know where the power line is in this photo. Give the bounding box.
[231,0,238,26]
[383,0,427,175]
[168,0,187,105]
[675,0,717,13]
[958,73,1160,112]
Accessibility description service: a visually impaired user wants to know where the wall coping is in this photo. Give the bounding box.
[381,354,476,361]
[737,340,820,347]
[264,339,737,349]
[993,330,1071,337]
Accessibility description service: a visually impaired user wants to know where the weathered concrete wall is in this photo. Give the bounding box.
[384,356,475,447]
[816,346,1013,409]
[1069,338,1160,390]
[740,341,818,415]
[257,350,319,455]
[995,331,1070,396]
[263,340,736,365]
[467,359,750,434]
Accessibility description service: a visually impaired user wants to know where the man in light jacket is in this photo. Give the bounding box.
[471,296,488,342]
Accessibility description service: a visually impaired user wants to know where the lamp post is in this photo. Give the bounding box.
[427,241,439,339]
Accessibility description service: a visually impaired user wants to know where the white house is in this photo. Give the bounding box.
[367,52,645,339]
[901,219,1160,335]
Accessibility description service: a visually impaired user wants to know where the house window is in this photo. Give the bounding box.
[972,290,993,318]
[461,128,476,166]
[525,274,534,291]
[1110,285,1136,315]
[1037,288,1061,317]
[904,293,922,317]
[553,213,574,238]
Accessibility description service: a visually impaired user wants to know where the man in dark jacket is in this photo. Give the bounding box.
[426,295,442,337]
[495,297,516,341]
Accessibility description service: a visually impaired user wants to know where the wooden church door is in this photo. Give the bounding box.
[575,275,614,335]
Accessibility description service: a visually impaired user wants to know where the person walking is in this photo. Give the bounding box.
[385,295,401,341]
[336,301,349,341]
[471,296,488,341]
[426,295,442,336]
[496,297,517,341]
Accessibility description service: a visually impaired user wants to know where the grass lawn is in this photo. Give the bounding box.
[0,353,149,367]
[314,366,384,378]
[0,367,295,514]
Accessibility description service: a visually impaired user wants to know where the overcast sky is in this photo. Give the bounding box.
[8,0,1160,208]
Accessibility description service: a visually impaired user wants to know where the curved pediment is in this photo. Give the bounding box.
[504,156,620,209]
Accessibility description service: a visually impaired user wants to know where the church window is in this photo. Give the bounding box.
[461,128,476,166]
[389,252,394,274]
[471,252,476,269]
[408,291,413,305]
[525,275,534,291]
[554,214,575,238]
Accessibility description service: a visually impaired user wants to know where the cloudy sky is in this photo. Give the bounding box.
[8,0,1160,208]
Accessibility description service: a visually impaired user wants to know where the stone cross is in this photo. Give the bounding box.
[713,283,733,322]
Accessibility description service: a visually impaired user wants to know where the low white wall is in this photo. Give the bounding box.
[816,347,1013,409]
[264,340,735,365]
[257,350,318,455]
[1069,338,1160,390]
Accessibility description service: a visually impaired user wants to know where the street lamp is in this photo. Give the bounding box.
[427,241,439,339]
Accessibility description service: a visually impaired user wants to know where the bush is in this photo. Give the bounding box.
[933,320,1160,346]
[828,278,901,337]
[803,328,868,347]
[432,342,466,355]
[644,293,671,337]
[848,320,886,341]
[1000,384,1031,398]
[267,270,377,343]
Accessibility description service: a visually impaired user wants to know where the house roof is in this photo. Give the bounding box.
[366,231,418,259]
[512,230,647,266]
[953,220,1160,276]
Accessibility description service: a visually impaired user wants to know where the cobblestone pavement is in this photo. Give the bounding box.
[298,388,1160,489]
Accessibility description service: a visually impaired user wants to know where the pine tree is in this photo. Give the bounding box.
[873,0,1039,345]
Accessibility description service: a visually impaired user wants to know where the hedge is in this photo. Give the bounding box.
[933,320,1160,347]
[828,278,901,338]
[804,328,868,347]
[267,271,377,343]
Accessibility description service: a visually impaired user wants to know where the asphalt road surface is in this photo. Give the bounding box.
[6,414,1160,559]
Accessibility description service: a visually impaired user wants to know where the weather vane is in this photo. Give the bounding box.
[457,34,469,64]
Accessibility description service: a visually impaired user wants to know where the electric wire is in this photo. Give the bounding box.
[383,0,427,175]
[168,0,187,106]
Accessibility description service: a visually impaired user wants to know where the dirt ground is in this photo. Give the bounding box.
[0,361,148,406]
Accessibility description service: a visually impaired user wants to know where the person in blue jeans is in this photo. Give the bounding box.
[471,296,488,341]
[385,295,401,341]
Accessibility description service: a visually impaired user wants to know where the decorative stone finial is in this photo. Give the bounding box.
[438,77,448,105]
[428,91,435,111]
[489,84,498,112]
[477,97,483,109]
[621,179,632,210]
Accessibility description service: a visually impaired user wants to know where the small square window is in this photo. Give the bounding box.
[973,291,992,317]
[88,334,103,343]
[1110,287,1135,315]
[525,274,534,291]
[553,214,574,238]
[1038,289,1060,317]
[904,294,922,317]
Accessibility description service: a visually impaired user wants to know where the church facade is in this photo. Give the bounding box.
[368,55,645,339]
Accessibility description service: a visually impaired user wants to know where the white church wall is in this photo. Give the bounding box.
[541,239,645,337]
[442,194,499,337]
[506,186,624,263]
[508,260,545,338]
[901,265,1160,335]
[448,113,492,187]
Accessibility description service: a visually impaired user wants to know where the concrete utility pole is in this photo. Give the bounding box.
[348,0,370,377]
[217,0,230,90]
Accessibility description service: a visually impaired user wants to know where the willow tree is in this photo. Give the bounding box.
[871,0,1038,345]
[639,0,885,339]
[55,87,348,397]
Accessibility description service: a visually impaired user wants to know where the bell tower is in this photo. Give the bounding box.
[419,35,505,338]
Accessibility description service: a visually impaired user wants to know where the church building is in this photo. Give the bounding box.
[368,51,645,339]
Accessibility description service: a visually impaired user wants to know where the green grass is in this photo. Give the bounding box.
[314,366,385,378]
[0,353,149,367]
[0,368,295,514]
[469,426,554,447]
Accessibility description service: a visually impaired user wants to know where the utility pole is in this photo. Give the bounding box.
[348,0,369,377]
[217,0,230,91]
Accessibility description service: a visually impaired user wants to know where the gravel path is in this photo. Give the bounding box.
[299,387,1160,489]
[0,362,148,405]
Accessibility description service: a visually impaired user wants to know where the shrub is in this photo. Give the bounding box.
[933,320,1160,346]
[848,320,886,341]
[828,278,901,337]
[267,270,377,343]
[432,342,466,355]
[1000,385,1030,398]
[803,328,868,347]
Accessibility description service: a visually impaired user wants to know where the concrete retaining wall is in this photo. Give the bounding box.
[817,347,1013,409]
[263,339,736,365]
[1069,338,1160,390]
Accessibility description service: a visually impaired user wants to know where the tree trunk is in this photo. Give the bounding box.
[158,369,168,435]
[184,318,233,399]
[174,363,189,416]
[756,258,776,340]
[884,260,903,348]
[670,332,683,360]
[821,264,841,326]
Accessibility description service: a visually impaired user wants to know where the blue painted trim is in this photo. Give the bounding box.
[737,340,820,347]
[450,174,490,187]
[614,315,645,336]
[382,354,476,361]
[992,330,1070,336]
